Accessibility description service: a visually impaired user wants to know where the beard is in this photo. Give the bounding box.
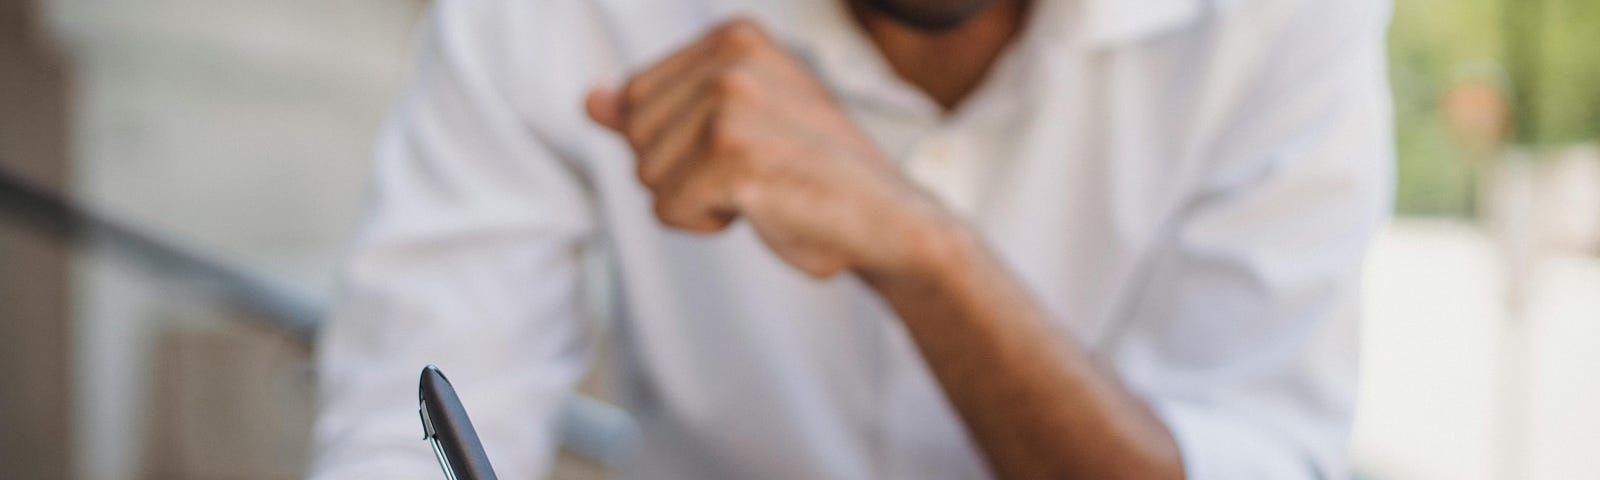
[854,0,997,31]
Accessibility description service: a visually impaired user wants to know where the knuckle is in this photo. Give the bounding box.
[651,200,687,226]
[652,198,719,232]
[635,152,680,189]
[624,127,651,150]
[684,216,728,233]
[651,201,680,227]
[711,67,758,100]
[705,215,734,232]
[634,160,661,188]
[708,122,747,159]
[727,180,762,211]
[716,18,765,55]
[622,78,651,105]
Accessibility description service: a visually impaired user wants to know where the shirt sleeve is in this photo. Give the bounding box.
[1105,1,1392,478]
[308,2,598,478]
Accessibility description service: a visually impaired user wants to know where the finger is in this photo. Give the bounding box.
[585,86,624,131]
[625,58,737,149]
[621,28,725,106]
[637,97,719,188]
[650,156,739,233]
[792,250,850,278]
[625,17,769,103]
[768,237,850,278]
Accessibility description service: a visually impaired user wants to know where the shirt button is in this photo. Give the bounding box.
[924,137,952,166]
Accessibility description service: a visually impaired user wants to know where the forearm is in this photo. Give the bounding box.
[859,219,1183,480]
[584,17,1182,477]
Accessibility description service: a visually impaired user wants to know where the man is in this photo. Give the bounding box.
[311,0,1392,478]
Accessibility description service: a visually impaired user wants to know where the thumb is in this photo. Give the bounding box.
[585,86,625,132]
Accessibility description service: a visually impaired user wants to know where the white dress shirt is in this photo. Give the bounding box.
[310,0,1393,478]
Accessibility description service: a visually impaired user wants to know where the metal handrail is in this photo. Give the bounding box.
[0,170,322,339]
[0,167,636,468]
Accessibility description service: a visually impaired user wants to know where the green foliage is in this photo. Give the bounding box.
[1387,0,1600,216]
[1518,0,1600,145]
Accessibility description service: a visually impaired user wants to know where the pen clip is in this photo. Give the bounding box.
[420,398,458,480]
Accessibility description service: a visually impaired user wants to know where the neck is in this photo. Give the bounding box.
[848,0,1029,111]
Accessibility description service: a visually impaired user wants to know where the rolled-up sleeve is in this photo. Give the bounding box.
[309,1,597,478]
[1108,0,1392,478]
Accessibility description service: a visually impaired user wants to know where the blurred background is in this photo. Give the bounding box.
[1,0,1597,478]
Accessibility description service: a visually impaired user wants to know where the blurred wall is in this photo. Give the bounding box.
[35,0,426,477]
[0,0,72,478]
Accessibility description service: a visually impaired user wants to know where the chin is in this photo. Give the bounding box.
[857,0,997,31]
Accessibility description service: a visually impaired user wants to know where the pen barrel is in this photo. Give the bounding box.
[420,367,499,480]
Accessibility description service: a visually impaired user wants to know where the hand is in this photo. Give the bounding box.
[586,19,955,278]
[588,21,1184,480]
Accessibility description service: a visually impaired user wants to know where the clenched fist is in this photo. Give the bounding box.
[586,19,959,279]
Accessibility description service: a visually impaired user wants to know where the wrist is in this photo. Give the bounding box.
[860,201,979,290]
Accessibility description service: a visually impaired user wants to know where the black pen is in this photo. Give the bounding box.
[418,365,499,480]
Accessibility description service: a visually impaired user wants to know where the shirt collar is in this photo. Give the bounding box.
[1079,0,1206,47]
[698,0,1208,117]
[718,0,1209,51]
